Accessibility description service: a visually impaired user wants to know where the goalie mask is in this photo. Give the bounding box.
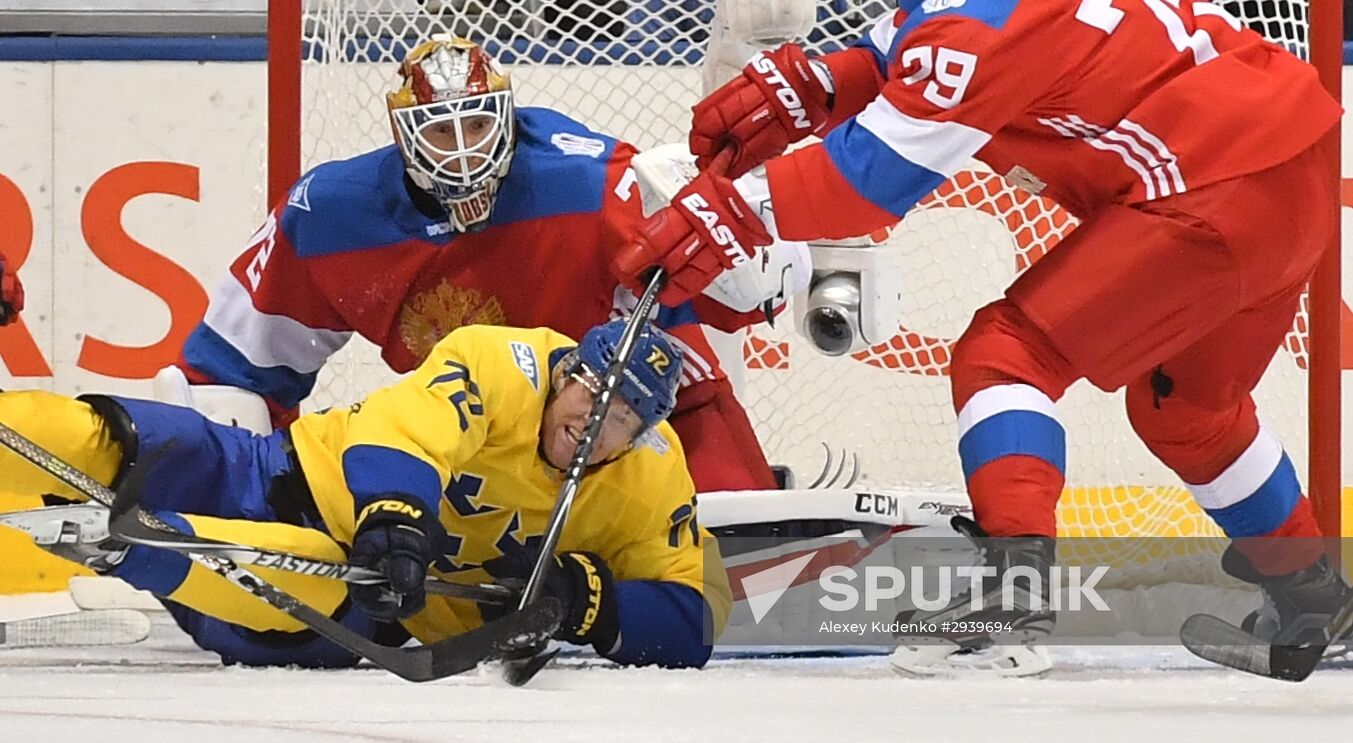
[387,36,516,232]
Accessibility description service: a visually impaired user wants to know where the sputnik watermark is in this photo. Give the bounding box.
[818,564,1112,612]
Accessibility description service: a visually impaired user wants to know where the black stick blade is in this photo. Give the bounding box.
[502,647,562,687]
[429,598,563,681]
[1181,613,1320,682]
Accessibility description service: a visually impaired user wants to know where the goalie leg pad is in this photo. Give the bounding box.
[68,575,164,612]
[669,376,778,492]
[152,365,272,434]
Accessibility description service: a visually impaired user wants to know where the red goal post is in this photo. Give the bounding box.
[264,0,1344,538]
[1307,0,1343,539]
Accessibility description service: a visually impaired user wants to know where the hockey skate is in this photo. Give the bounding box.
[0,503,153,648]
[890,516,1056,677]
[1224,545,1351,651]
[0,502,128,573]
[1180,544,1353,680]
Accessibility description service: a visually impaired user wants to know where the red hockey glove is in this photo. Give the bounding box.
[613,171,772,307]
[690,43,831,179]
[0,256,24,326]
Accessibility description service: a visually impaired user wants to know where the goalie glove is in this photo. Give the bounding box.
[482,549,620,654]
[690,43,832,179]
[0,255,24,326]
[348,496,435,622]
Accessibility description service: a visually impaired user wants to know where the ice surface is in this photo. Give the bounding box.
[1,615,1351,742]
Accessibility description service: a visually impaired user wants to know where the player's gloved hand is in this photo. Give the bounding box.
[348,496,435,622]
[612,171,772,307]
[481,549,620,653]
[690,43,831,179]
[0,255,25,326]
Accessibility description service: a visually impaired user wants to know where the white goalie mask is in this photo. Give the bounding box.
[387,36,516,232]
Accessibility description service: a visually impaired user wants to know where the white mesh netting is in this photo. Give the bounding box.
[294,0,1317,542]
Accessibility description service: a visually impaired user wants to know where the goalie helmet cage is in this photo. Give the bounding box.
[265,0,1343,542]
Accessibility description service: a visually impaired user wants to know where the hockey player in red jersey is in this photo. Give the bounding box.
[168,35,784,494]
[614,0,1346,674]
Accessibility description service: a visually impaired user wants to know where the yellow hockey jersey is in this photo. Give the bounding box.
[289,325,729,648]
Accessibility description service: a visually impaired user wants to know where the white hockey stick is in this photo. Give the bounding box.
[0,610,151,649]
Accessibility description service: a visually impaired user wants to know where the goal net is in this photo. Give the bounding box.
[279,0,1337,551]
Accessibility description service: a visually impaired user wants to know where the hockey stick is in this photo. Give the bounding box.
[0,610,151,649]
[0,502,514,605]
[501,268,670,686]
[501,147,737,686]
[110,513,515,604]
[1180,596,1353,681]
[0,420,557,681]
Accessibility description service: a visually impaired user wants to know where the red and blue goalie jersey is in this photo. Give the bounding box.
[768,0,1341,240]
[179,108,705,421]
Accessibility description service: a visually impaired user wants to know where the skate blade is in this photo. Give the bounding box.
[0,504,109,544]
[890,641,1052,678]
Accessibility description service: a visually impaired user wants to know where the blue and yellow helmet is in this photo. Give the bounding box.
[575,320,684,431]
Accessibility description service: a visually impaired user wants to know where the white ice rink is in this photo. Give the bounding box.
[2,612,1351,743]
